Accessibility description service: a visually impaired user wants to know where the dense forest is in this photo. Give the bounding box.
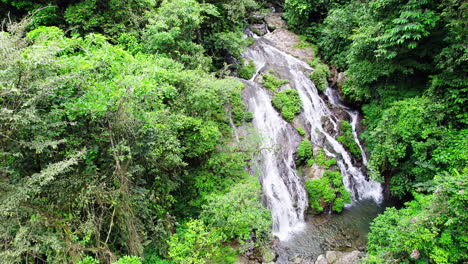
[0,0,466,263]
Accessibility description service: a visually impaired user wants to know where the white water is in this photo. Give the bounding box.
[242,37,382,241]
[244,79,307,241]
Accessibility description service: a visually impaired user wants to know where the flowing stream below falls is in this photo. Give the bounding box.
[240,31,384,262]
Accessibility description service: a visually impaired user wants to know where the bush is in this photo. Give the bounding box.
[305,170,351,213]
[261,71,288,91]
[272,89,302,121]
[238,60,256,79]
[112,256,142,264]
[200,178,272,248]
[366,172,467,263]
[168,220,225,264]
[297,127,306,136]
[308,58,330,92]
[337,121,362,160]
[309,148,336,169]
[297,138,313,163]
[244,112,254,122]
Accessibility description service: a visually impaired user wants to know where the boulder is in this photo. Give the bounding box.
[336,72,346,89]
[315,255,327,264]
[265,13,287,31]
[249,11,265,24]
[251,24,268,36]
[264,29,314,62]
[335,250,360,264]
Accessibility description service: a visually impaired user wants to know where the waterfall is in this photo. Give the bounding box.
[242,38,383,241]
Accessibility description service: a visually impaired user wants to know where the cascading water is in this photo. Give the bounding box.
[243,71,308,241]
[242,35,383,241]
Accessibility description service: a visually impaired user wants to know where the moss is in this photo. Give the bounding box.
[238,60,256,80]
[297,127,305,136]
[272,89,302,121]
[337,121,362,160]
[262,71,288,91]
[308,58,330,92]
[305,170,351,213]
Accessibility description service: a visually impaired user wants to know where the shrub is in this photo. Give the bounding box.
[308,58,330,92]
[272,89,302,121]
[297,127,306,136]
[297,138,313,163]
[238,60,256,79]
[305,170,351,213]
[261,72,288,91]
[168,220,225,264]
[112,256,142,264]
[244,112,254,122]
[337,121,361,160]
[200,178,272,248]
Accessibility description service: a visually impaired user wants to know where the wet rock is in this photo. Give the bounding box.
[330,106,349,122]
[336,72,346,89]
[336,251,360,264]
[315,250,360,264]
[264,29,314,62]
[265,13,287,31]
[321,116,335,136]
[249,11,265,24]
[261,247,277,262]
[251,24,268,36]
[325,251,338,263]
[315,255,327,264]
[303,163,325,180]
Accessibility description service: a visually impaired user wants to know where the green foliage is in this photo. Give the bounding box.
[238,60,256,80]
[0,25,252,263]
[142,0,214,69]
[167,220,225,264]
[272,89,302,122]
[309,148,336,169]
[64,0,156,38]
[283,0,347,39]
[113,256,142,264]
[337,121,361,160]
[261,71,289,91]
[297,127,305,136]
[318,2,365,70]
[363,97,468,199]
[305,170,350,213]
[79,257,101,264]
[297,138,313,163]
[366,171,468,263]
[308,58,330,92]
[200,178,272,248]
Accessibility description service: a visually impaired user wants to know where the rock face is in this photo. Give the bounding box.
[265,13,287,31]
[251,23,268,36]
[263,29,314,62]
[314,251,360,264]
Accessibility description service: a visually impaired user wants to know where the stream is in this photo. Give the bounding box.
[241,27,384,263]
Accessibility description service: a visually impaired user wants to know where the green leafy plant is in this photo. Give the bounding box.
[305,170,351,213]
[200,178,272,248]
[261,71,289,91]
[272,89,302,121]
[308,58,330,92]
[297,127,306,136]
[337,121,361,160]
[297,138,313,163]
[238,60,256,79]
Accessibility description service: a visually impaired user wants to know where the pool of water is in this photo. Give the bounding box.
[275,199,386,263]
